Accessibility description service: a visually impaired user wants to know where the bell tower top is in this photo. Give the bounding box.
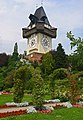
[29,6,50,27]
[22,6,57,38]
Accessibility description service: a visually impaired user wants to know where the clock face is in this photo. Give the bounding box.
[29,34,37,47]
[42,37,49,48]
[31,39,35,47]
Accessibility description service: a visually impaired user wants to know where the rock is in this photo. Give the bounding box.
[44,106,54,111]
[27,106,37,113]
[16,102,29,107]
[63,102,72,108]
[44,99,60,103]
[79,101,83,105]
[6,102,16,106]
[6,102,29,107]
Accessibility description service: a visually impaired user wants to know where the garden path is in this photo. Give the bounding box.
[0,106,28,113]
[0,103,64,113]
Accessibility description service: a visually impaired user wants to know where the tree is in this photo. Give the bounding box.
[67,31,83,71]
[49,68,68,99]
[13,65,28,103]
[13,42,18,58]
[0,73,4,91]
[8,42,19,64]
[4,70,15,90]
[51,43,68,69]
[68,74,78,104]
[49,74,56,99]
[67,31,83,52]
[41,52,54,75]
[0,53,9,67]
[52,68,68,80]
[32,67,44,110]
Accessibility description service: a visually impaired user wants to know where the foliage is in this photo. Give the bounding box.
[52,68,68,80]
[67,31,83,51]
[13,66,28,103]
[32,67,44,109]
[49,74,56,99]
[0,73,4,91]
[0,53,9,67]
[13,78,25,103]
[7,42,20,71]
[49,68,68,99]
[51,43,68,69]
[31,60,39,68]
[3,70,15,90]
[67,31,83,71]
[68,74,79,104]
[54,80,69,100]
[41,52,54,75]
[12,42,18,58]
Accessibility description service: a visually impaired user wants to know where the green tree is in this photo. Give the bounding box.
[68,74,78,104]
[67,31,83,71]
[49,68,68,99]
[13,42,18,58]
[32,67,44,109]
[67,31,83,51]
[49,74,56,99]
[51,43,68,69]
[0,73,4,91]
[13,65,28,103]
[52,68,68,80]
[41,52,54,75]
[8,42,20,70]
[4,70,15,90]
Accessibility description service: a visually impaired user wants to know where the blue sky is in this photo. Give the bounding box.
[0,0,83,54]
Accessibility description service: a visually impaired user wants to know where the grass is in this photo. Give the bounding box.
[0,108,83,120]
[0,94,51,105]
[0,94,32,105]
[0,95,83,120]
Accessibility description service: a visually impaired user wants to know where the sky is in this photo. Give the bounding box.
[0,0,83,55]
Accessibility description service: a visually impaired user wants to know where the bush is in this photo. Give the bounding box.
[32,68,44,109]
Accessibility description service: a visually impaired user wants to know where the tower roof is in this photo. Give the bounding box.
[29,6,50,26]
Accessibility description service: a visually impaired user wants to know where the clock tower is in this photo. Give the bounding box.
[22,6,57,63]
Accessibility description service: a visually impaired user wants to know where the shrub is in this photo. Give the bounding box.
[32,68,44,109]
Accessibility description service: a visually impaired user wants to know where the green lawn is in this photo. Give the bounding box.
[0,95,83,120]
[0,94,32,105]
[0,108,83,120]
[0,94,51,105]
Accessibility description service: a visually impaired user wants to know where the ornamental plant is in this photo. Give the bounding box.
[13,66,28,103]
[32,67,44,110]
[68,74,78,104]
[13,78,24,103]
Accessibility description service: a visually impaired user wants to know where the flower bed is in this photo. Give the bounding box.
[0,102,29,109]
[37,110,52,114]
[0,92,11,95]
[0,110,27,118]
[73,104,83,108]
[53,104,67,109]
[0,104,16,109]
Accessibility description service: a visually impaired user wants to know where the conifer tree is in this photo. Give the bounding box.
[54,43,68,69]
[32,67,44,110]
[13,66,28,103]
